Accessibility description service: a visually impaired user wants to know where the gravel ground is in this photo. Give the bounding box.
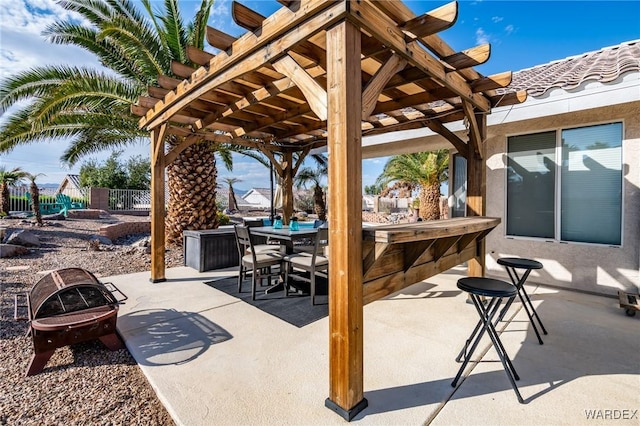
[1,213,182,425]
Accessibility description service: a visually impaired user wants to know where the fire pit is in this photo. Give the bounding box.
[15,268,127,376]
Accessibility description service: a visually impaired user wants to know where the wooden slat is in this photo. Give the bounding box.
[141,0,346,130]
[362,217,500,244]
[470,71,512,92]
[488,90,527,107]
[350,0,491,112]
[232,1,266,32]
[187,46,215,66]
[443,44,490,71]
[206,26,237,51]
[400,1,457,39]
[372,0,526,107]
[171,61,196,79]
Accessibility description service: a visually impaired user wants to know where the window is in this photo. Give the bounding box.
[506,122,622,245]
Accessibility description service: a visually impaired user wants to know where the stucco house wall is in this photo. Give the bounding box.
[484,101,640,296]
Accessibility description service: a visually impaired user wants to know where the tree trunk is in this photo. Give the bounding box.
[313,185,327,221]
[419,182,441,221]
[30,182,43,225]
[1,183,9,214]
[165,140,218,245]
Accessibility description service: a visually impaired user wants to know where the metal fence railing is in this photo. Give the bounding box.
[107,188,151,211]
[7,186,88,214]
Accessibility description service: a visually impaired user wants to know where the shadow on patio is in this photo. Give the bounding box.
[107,266,639,425]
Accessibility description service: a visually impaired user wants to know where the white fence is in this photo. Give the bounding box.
[8,186,88,213]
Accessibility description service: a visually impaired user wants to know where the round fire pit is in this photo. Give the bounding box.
[16,268,126,376]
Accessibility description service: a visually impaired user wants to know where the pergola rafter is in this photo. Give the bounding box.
[133,0,526,420]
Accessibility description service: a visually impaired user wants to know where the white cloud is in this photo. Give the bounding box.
[491,16,504,23]
[505,24,515,35]
[475,27,490,45]
[0,1,100,78]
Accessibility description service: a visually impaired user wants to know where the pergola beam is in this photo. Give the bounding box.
[361,54,407,120]
[140,0,344,130]
[273,55,328,121]
[350,0,491,112]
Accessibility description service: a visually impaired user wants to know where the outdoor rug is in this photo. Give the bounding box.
[204,276,328,328]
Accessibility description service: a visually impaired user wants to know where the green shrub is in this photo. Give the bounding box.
[217,211,230,226]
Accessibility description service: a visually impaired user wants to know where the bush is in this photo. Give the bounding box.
[217,211,230,226]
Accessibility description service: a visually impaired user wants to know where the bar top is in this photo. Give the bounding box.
[362,217,501,244]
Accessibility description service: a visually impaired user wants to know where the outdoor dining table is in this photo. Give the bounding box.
[250,225,318,255]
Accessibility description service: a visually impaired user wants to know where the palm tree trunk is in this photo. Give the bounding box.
[419,182,441,221]
[0,183,8,214]
[313,185,327,221]
[30,182,43,225]
[165,140,218,245]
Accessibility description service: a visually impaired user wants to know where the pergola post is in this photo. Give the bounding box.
[466,113,487,277]
[324,21,367,421]
[150,124,167,283]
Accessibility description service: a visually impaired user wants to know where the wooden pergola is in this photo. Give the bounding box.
[135,0,526,420]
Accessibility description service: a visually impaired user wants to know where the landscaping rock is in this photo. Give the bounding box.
[0,244,29,258]
[6,229,41,247]
[42,213,66,220]
[89,234,113,245]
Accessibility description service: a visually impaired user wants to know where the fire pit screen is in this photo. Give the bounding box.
[15,268,127,376]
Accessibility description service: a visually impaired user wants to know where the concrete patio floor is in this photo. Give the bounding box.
[107,265,639,425]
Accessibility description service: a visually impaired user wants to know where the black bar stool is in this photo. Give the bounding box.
[452,277,523,403]
[497,257,547,345]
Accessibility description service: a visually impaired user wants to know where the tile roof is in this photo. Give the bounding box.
[505,40,640,97]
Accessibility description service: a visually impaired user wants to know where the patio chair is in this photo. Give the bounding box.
[234,225,284,301]
[243,218,280,254]
[283,227,329,305]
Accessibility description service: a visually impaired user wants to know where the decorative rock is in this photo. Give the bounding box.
[42,213,66,220]
[6,229,41,247]
[0,244,29,258]
[89,235,112,245]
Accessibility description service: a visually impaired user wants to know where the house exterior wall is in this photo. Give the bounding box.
[483,101,640,295]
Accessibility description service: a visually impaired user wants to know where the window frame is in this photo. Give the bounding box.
[504,120,624,247]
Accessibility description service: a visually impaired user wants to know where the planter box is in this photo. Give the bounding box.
[183,228,239,272]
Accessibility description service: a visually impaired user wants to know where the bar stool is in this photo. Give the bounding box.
[452,277,523,403]
[497,257,547,345]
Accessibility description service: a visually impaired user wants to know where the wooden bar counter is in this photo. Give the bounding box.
[361,217,500,304]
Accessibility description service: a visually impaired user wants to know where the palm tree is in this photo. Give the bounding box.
[25,173,46,225]
[0,0,232,244]
[222,177,241,212]
[0,166,27,215]
[295,155,328,221]
[376,150,449,221]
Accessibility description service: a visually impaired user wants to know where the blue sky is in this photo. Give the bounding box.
[1,0,638,190]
